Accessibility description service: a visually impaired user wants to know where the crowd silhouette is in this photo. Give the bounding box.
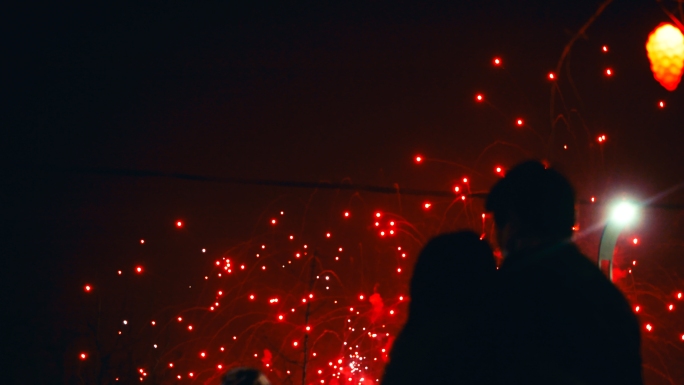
[383,160,643,385]
[226,160,643,385]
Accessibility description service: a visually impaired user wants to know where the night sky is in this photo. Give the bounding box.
[5,1,684,383]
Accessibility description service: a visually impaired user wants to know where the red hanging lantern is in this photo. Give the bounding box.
[646,23,684,91]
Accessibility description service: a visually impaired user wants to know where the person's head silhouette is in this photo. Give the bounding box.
[485,160,575,256]
[220,367,270,385]
[408,231,495,318]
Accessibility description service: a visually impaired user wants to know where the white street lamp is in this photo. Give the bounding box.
[598,200,638,282]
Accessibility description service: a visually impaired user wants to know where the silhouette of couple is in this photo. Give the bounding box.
[382,161,643,385]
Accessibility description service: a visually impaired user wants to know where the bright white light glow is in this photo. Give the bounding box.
[611,201,637,225]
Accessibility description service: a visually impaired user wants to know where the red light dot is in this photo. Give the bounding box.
[188,325,193,331]
[463,177,468,183]
[516,119,524,126]
[177,316,183,322]
[79,353,87,360]
[375,212,382,218]
[389,310,395,315]
[140,239,145,244]
[548,72,555,80]
[200,352,206,358]
[645,324,652,332]
[454,186,460,193]
[278,315,284,320]
[249,295,255,300]
[414,155,422,164]
[344,211,350,217]
[169,363,174,368]
[151,321,156,326]
[659,101,665,108]
[135,266,143,274]
[602,45,608,52]
[605,68,612,76]
[293,341,299,347]
[493,57,501,65]
[668,304,674,311]
[359,295,364,300]
[423,202,431,209]
[475,94,484,102]
[84,285,91,292]
[633,238,638,245]
[176,221,183,228]
[326,232,331,238]
[591,197,596,203]
[397,268,402,273]
[635,305,640,313]
[271,219,276,225]
[217,364,223,370]
[678,292,682,299]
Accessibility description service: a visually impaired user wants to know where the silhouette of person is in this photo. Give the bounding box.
[221,367,271,385]
[381,231,497,385]
[486,160,643,385]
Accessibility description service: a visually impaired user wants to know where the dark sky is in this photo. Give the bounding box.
[5,0,684,382]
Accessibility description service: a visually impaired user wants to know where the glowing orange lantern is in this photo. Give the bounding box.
[646,23,684,91]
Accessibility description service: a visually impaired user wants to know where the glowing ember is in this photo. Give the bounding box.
[646,23,684,91]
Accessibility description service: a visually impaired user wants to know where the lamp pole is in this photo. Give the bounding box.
[597,201,637,282]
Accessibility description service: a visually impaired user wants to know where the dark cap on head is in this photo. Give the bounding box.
[485,160,575,240]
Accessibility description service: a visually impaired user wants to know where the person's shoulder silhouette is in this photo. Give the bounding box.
[486,160,643,385]
[382,231,497,385]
